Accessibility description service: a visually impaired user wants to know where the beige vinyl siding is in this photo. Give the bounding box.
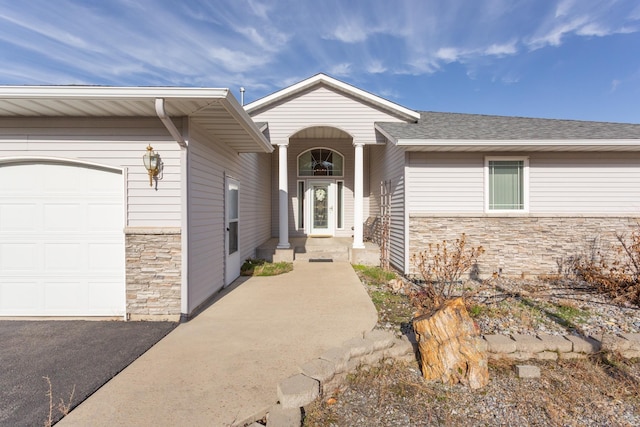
[407,152,484,212]
[407,151,640,214]
[369,142,407,272]
[0,117,182,227]
[529,152,640,213]
[251,86,407,145]
[187,122,271,312]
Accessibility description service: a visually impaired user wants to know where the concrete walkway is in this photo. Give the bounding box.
[58,261,377,427]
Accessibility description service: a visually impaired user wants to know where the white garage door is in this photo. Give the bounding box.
[0,162,125,316]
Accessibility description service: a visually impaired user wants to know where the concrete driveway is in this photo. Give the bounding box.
[0,320,176,427]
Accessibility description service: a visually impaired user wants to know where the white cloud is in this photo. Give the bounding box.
[484,42,518,56]
[330,23,370,43]
[576,23,609,37]
[501,75,520,84]
[240,26,290,53]
[436,47,462,63]
[610,79,621,92]
[527,17,588,49]
[207,46,271,73]
[366,61,387,74]
[247,0,270,20]
[555,0,576,18]
[379,88,400,100]
[329,63,352,77]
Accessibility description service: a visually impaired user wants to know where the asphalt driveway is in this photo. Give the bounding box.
[0,320,177,427]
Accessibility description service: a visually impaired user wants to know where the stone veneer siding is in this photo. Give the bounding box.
[125,227,181,318]
[409,215,639,278]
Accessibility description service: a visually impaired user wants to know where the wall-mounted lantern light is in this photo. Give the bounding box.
[142,145,160,187]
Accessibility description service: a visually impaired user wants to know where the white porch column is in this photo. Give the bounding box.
[353,142,365,249]
[277,143,290,249]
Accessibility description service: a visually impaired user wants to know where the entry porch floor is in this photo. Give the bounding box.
[256,237,380,264]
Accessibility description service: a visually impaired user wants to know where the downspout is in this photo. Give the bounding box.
[155,98,189,319]
[155,98,187,148]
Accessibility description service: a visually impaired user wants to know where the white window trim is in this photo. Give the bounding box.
[296,147,345,178]
[484,156,529,213]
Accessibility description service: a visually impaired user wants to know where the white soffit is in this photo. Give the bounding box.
[0,86,272,153]
[244,73,420,122]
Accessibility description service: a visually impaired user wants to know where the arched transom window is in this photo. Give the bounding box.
[298,148,344,177]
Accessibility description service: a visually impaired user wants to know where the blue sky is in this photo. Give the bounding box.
[0,0,639,123]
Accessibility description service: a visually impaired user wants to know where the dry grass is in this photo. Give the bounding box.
[303,356,640,427]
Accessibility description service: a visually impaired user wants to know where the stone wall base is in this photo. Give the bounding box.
[409,215,639,278]
[125,227,182,317]
[484,332,640,360]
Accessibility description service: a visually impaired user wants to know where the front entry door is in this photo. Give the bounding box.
[225,177,240,286]
[309,182,334,236]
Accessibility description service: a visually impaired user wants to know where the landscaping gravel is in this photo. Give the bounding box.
[470,277,640,337]
[303,272,640,427]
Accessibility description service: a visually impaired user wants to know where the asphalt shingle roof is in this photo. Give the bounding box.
[377,111,640,141]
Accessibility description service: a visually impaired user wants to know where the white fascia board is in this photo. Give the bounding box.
[397,138,640,150]
[0,86,230,99]
[245,73,420,121]
[373,123,399,144]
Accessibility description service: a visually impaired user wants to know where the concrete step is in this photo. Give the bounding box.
[294,246,349,262]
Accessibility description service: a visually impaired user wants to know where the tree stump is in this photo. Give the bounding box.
[412,297,488,389]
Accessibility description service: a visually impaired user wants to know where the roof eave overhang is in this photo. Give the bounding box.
[0,86,273,154]
[217,95,273,153]
[0,86,230,100]
[245,74,420,122]
[395,139,640,152]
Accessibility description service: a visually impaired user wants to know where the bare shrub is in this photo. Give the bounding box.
[410,233,485,311]
[43,376,75,427]
[573,229,640,306]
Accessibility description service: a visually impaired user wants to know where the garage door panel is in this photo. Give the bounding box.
[1,243,38,270]
[43,165,84,193]
[0,204,38,231]
[0,162,125,317]
[88,171,124,193]
[89,243,125,271]
[44,243,83,271]
[0,167,40,193]
[88,203,123,231]
[89,282,124,312]
[45,281,88,312]
[0,281,44,312]
[44,204,84,231]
